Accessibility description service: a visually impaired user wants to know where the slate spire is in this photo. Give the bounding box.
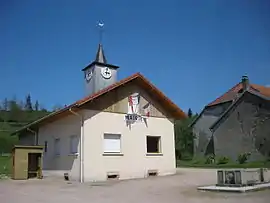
[95,43,107,64]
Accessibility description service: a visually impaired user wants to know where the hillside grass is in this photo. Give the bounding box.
[0,156,12,176]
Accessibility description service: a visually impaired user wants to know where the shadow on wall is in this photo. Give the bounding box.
[42,108,107,177]
[195,131,210,156]
[42,138,80,180]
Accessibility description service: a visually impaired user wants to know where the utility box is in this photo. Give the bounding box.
[12,145,44,180]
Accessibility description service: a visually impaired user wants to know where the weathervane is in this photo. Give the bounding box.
[97,21,104,44]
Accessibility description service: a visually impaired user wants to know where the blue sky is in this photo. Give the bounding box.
[1,0,270,113]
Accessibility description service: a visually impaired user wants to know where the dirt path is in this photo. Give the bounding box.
[0,168,269,203]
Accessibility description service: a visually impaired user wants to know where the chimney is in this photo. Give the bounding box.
[241,75,249,91]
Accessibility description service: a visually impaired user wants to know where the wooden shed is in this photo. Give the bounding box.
[12,145,44,180]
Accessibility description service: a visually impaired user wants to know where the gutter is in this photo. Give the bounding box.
[27,128,38,145]
[68,107,84,183]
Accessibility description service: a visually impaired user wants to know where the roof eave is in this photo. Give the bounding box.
[188,107,205,128]
[12,73,186,135]
[11,104,78,136]
[209,89,270,132]
[209,95,244,132]
[81,61,120,71]
[206,100,233,108]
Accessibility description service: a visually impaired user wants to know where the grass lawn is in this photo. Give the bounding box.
[0,156,12,176]
[177,160,270,169]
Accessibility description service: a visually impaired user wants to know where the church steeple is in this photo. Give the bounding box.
[95,44,107,64]
[82,42,120,96]
[82,22,120,96]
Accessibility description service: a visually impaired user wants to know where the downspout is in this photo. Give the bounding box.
[27,128,38,145]
[69,107,84,183]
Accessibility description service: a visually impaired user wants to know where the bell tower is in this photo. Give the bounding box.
[82,23,119,96]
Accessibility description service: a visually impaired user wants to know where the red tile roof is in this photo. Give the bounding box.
[76,72,186,119]
[207,83,270,107]
[13,72,186,135]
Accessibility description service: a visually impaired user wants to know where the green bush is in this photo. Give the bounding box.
[217,156,229,165]
[205,154,215,164]
[191,157,204,164]
[0,156,12,176]
[180,152,193,161]
[238,152,251,164]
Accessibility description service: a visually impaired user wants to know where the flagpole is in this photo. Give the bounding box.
[97,22,104,44]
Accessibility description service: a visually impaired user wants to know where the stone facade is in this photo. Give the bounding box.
[193,102,231,157]
[213,93,270,161]
[193,91,270,161]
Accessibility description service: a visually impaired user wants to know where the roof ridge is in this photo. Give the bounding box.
[13,72,186,135]
[210,89,270,131]
[206,82,242,106]
[76,72,141,105]
[207,81,270,107]
[251,83,270,89]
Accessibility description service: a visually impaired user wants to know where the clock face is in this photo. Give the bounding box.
[101,67,112,79]
[85,69,93,82]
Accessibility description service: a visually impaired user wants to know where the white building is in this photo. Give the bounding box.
[14,44,186,182]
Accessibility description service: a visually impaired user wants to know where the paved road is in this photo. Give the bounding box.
[0,168,269,203]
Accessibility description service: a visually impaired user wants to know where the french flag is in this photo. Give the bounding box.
[128,95,134,113]
[128,93,140,114]
[143,103,151,117]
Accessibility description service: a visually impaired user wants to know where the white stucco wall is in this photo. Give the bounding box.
[34,109,175,182]
[83,110,176,182]
[38,114,81,181]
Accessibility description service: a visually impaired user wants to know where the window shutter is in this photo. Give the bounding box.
[70,135,78,154]
[104,134,121,153]
[54,138,60,155]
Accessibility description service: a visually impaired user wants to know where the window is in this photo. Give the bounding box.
[103,134,121,153]
[44,141,48,153]
[146,136,161,153]
[54,138,60,156]
[70,135,78,154]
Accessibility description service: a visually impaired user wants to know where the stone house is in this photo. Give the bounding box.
[191,76,270,161]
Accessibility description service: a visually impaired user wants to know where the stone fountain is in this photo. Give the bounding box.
[198,168,270,192]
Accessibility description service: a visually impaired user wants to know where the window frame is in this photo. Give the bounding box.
[69,135,78,155]
[44,141,48,153]
[146,135,162,156]
[103,133,122,155]
[54,138,60,156]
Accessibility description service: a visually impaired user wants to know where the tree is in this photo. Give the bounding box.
[187,108,193,118]
[34,100,39,111]
[174,116,195,160]
[18,100,24,110]
[7,98,23,122]
[52,104,63,111]
[8,98,20,111]
[2,98,8,110]
[25,94,33,111]
[39,104,48,112]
